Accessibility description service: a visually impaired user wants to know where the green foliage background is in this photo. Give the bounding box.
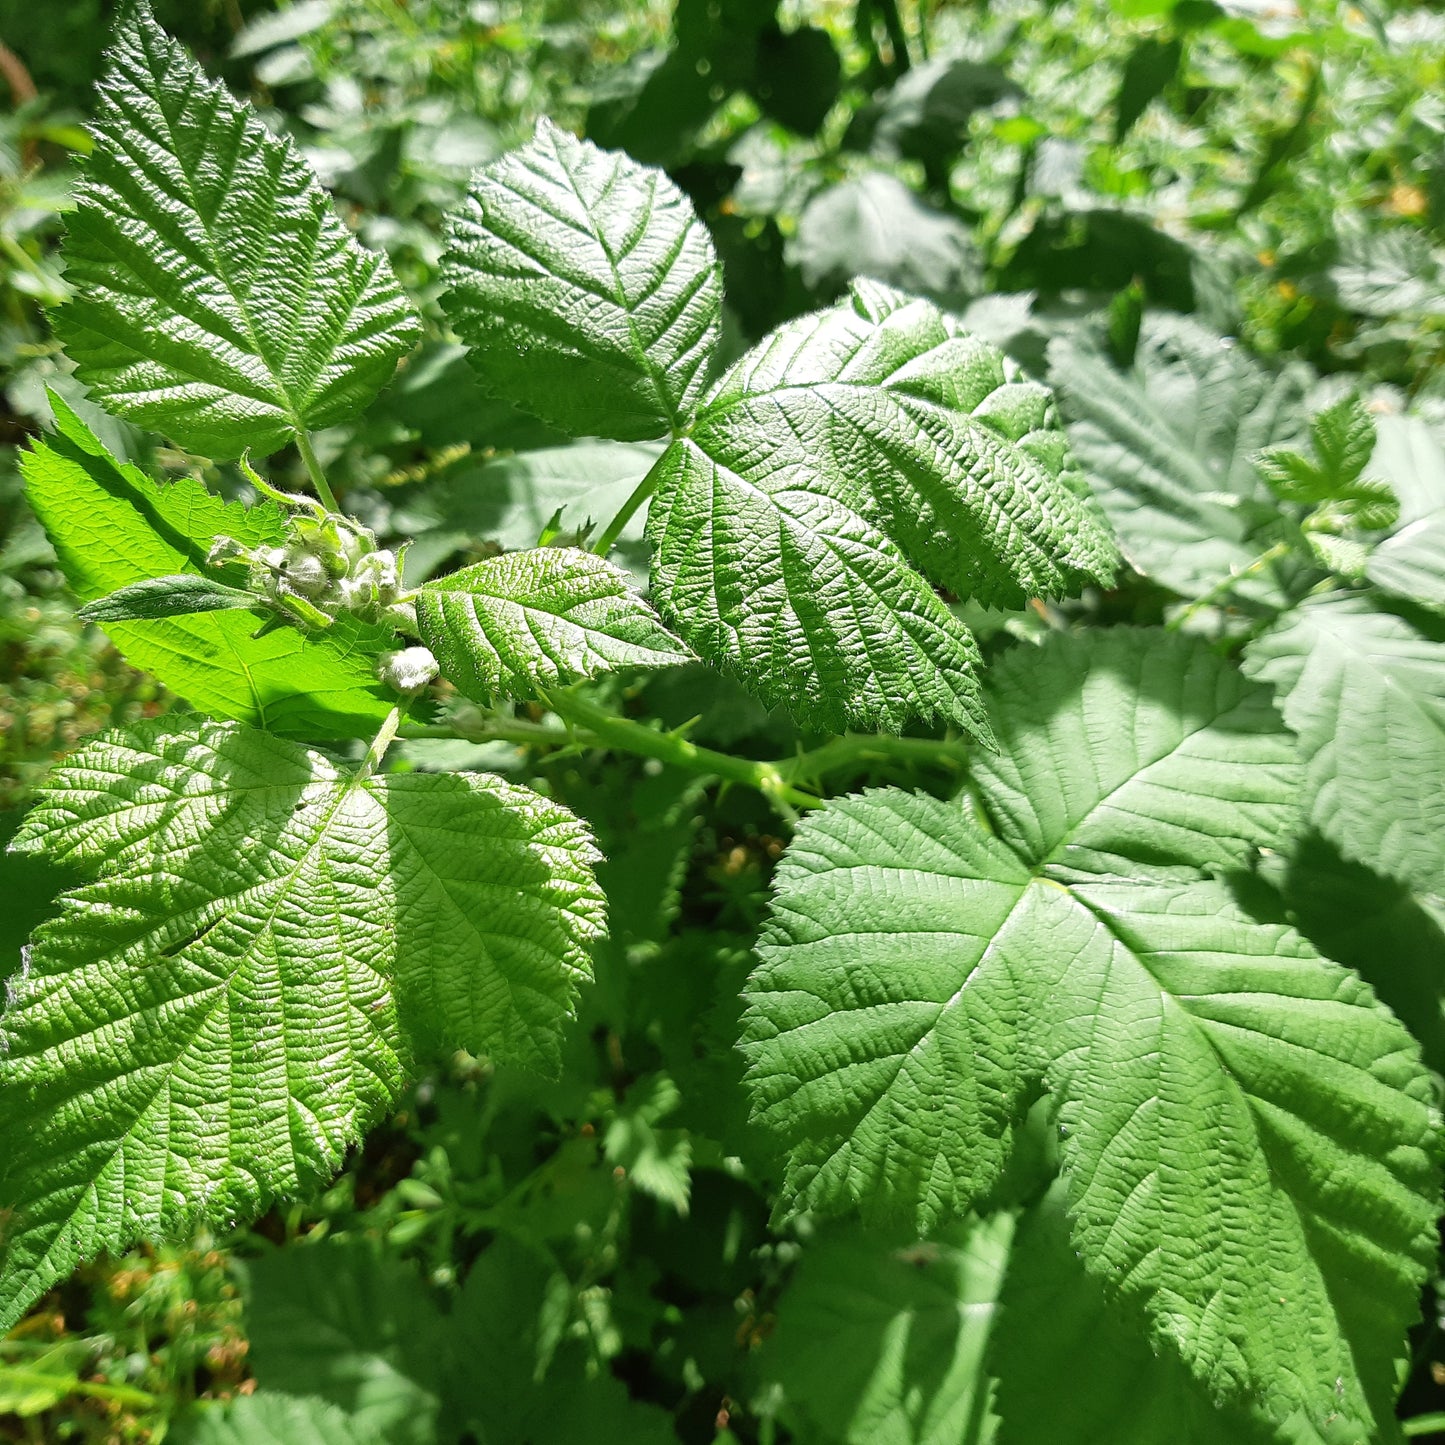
[2,0,1444,1441]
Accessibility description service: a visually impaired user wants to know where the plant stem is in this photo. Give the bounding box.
[295,429,341,514]
[1403,1415,1445,1439]
[359,702,406,780]
[401,708,971,812]
[1166,540,1292,630]
[0,1366,158,1409]
[547,692,822,812]
[591,457,663,557]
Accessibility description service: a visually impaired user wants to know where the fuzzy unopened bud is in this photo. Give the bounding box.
[377,645,439,693]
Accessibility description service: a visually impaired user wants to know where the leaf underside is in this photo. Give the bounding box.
[740,627,1438,1437]
[0,719,604,1332]
[54,3,420,459]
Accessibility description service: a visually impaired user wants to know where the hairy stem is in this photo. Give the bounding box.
[295,429,341,514]
[1167,539,1292,630]
[591,454,663,557]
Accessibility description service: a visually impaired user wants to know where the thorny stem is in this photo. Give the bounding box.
[295,429,341,514]
[400,702,972,815]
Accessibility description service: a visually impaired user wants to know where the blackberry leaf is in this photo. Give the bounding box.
[54,5,420,459]
[0,720,603,1332]
[417,547,690,703]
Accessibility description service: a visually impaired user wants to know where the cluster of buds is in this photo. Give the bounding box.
[208,495,417,635]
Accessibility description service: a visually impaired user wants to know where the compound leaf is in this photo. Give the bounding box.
[647,280,1118,734]
[1243,592,1445,895]
[417,547,690,702]
[441,118,721,441]
[22,395,393,739]
[740,628,1438,1438]
[0,718,603,1332]
[55,4,420,459]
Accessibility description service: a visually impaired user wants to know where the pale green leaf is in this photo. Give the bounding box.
[0,719,603,1331]
[1050,316,1307,602]
[1368,509,1445,612]
[441,117,721,441]
[761,1214,1012,1445]
[647,280,1118,734]
[416,546,690,702]
[741,628,1438,1437]
[24,392,393,739]
[174,1394,381,1445]
[1243,592,1445,894]
[55,5,420,459]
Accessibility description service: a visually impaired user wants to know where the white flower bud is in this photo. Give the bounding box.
[377,645,439,693]
[281,548,332,598]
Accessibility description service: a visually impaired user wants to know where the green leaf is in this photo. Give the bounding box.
[740,628,1438,1437]
[647,280,1118,734]
[761,1214,1012,1445]
[247,1240,447,1445]
[173,1393,382,1445]
[1368,508,1445,613]
[990,1183,1297,1445]
[77,573,259,622]
[416,547,690,702]
[0,718,603,1331]
[1243,592,1445,894]
[1112,35,1183,142]
[54,4,420,460]
[441,117,722,441]
[22,394,392,739]
[1050,316,1307,603]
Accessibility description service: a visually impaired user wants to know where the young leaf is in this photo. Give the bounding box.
[23,395,393,739]
[54,4,420,459]
[1244,592,1445,895]
[77,573,259,622]
[176,1393,382,1445]
[0,718,604,1332]
[647,280,1118,734]
[441,117,721,441]
[416,547,690,702]
[740,628,1438,1438]
[1050,316,1308,603]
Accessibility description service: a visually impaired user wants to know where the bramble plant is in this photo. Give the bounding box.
[4,7,1445,1443]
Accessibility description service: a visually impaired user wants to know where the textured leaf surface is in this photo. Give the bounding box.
[77,573,259,621]
[55,5,420,459]
[740,628,1438,1436]
[647,280,1118,733]
[1244,592,1445,894]
[441,117,721,441]
[990,1185,1298,1445]
[24,395,392,738]
[0,719,603,1331]
[762,1215,1011,1445]
[1050,316,1306,601]
[417,547,689,701]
